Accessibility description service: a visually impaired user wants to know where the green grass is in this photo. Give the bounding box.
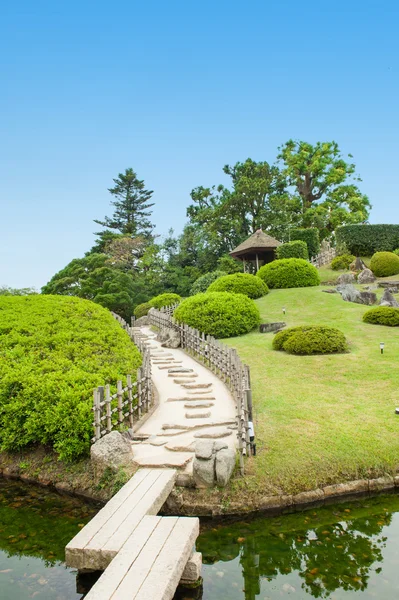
[226,285,399,496]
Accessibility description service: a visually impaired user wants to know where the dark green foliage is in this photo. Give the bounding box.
[190,271,227,295]
[331,254,356,270]
[290,228,320,258]
[394,249,399,256]
[0,286,37,296]
[216,254,243,274]
[276,240,309,260]
[370,252,399,277]
[207,273,269,298]
[363,307,399,327]
[174,292,260,338]
[273,326,348,355]
[0,296,141,461]
[257,259,320,289]
[336,224,399,256]
[134,302,151,318]
[149,293,181,309]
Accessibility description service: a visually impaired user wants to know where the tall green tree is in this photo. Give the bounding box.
[277,140,371,239]
[94,168,155,239]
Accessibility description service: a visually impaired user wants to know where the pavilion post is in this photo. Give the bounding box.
[243,259,246,273]
[255,253,259,272]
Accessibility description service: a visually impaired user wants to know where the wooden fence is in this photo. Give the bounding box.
[146,308,252,473]
[310,246,336,268]
[91,314,152,443]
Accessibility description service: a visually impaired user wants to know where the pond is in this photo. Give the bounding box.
[1,479,399,599]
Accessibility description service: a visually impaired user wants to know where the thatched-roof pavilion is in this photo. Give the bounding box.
[230,229,281,272]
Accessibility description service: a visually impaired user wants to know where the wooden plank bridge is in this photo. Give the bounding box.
[65,468,201,600]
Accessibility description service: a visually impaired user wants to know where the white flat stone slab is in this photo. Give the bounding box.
[134,454,193,469]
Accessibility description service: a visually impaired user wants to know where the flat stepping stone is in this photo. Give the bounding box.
[167,368,194,373]
[149,439,167,447]
[134,454,193,469]
[162,420,235,431]
[157,364,186,370]
[167,397,216,402]
[185,411,211,419]
[165,442,195,453]
[173,379,196,384]
[187,390,215,395]
[182,383,212,389]
[194,430,233,439]
[168,373,198,378]
[184,402,214,408]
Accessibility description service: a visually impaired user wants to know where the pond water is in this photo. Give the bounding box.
[1,480,399,600]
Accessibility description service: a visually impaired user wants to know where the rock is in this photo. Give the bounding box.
[369,476,394,492]
[215,448,236,486]
[337,272,356,285]
[181,551,202,583]
[168,368,194,373]
[358,291,377,305]
[195,440,214,459]
[322,289,337,294]
[337,284,377,305]
[259,322,286,333]
[323,480,368,498]
[350,257,367,271]
[358,268,376,284]
[159,327,181,348]
[194,430,232,439]
[213,440,228,451]
[134,315,149,326]
[379,289,399,307]
[293,489,324,506]
[90,431,133,479]
[184,402,214,408]
[185,411,212,419]
[193,454,216,488]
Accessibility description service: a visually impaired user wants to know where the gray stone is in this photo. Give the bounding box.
[134,315,149,326]
[195,440,214,459]
[185,411,211,419]
[168,368,194,373]
[323,480,368,498]
[194,430,232,439]
[369,476,394,492]
[350,257,367,271]
[259,322,286,333]
[337,272,356,285]
[358,291,378,305]
[322,288,338,294]
[162,329,181,349]
[181,551,202,583]
[337,284,377,305]
[193,454,216,488]
[215,448,236,486]
[293,489,324,505]
[90,431,133,479]
[213,440,228,451]
[379,289,399,307]
[358,268,376,284]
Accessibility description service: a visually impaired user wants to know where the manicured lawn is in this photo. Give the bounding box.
[226,285,399,496]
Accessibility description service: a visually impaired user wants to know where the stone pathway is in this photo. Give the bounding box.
[131,326,238,478]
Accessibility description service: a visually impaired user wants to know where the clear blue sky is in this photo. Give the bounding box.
[1,0,398,289]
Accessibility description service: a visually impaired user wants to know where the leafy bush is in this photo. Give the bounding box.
[363,307,399,327]
[134,302,151,318]
[369,252,399,277]
[216,254,243,274]
[273,326,348,355]
[174,292,260,338]
[394,249,399,256]
[336,224,399,256]
[148,293,181,309]
[276,240,309,260]
[207,273,269,298]
[0,296,141,461]
[190,271,227,295]
[290,228,320,259]
[330,254,356,270]
[257,259,320,289]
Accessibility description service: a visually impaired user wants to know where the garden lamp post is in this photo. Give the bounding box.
[282,307,286,315]
[380,342,385,354]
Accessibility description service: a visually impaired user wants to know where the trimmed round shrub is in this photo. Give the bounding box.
[207,273,269,299]
[393,249,399,256]
[363,306,399,327]
[190,271,227,295]
[276,240,309,260]
[257,258,320,289]
[134,302,151,318]
[370,252,399,277]
[330,254,355,271]
[273,325,348,355]
[148,293,181,309]
[174,292,260,338]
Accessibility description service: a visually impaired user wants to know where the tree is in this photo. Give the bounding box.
[278,140,371,240]
[94,168,154,239]
[0,286,37,295]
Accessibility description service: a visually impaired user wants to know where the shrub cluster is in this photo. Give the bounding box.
[363,307,399,327]
[207,273,269,298]
[0,296,141,461]
[336,224,399,256]
[134,302,151,318]
[257,258,320,289]
[190,271,227,295]
[173,292,260,338]
[330,254,356,270]
[290,228,320,259]
[148,293,181,309]
[273,326,348,355]
[276,240,309,260]
[369,252,399,277]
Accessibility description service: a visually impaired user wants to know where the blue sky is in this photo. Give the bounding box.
[1,0,398,289]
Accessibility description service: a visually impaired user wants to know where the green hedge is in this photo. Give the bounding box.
[190,271,227,295]
[134,302,151,318]
[273,326,348,355]
[207,273,269,298]
[370,252,399,277]
[331,254,355,270]
[173,292,260,338]
[148,293,181,309]
[0,296,141,461]
[290,228,320,259]
[276,240,309,260]
[257,258,320,289]
[363,307,399,326]
[336,224,399,256]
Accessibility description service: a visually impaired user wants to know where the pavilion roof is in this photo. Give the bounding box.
[230,229,281,258]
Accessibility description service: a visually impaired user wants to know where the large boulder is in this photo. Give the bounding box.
[193,439,234,488]
[134,315,149,327]
[90,431,133,479]
[157,327,181,348]
[350,257,367,271]
[358,268,376,284]
[337,272,356,285]
[337,284,377,306]
[380,289,399,307]
[215,449,236,487]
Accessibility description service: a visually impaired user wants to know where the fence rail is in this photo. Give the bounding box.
[310,247,336,268]
[146,307,252,473]
[91,314,152,443]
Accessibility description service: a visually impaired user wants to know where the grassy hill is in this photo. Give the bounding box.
[226,285,399,496]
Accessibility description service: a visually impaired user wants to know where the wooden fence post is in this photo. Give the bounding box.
[94,388,100,441]
[137,367,142,419]
[117,380,123,426]
[127,374,134,428]
[105,385,111,434]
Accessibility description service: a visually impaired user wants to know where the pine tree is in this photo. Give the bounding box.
[95,168,154,238]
